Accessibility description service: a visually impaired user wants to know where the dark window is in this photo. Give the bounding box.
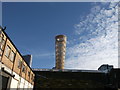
[28,71,30,77]
[31,74,34,81]
[22,64,26,73]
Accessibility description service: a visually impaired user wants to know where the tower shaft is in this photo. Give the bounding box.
[55,35,67,69]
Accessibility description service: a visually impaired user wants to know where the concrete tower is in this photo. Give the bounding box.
[23,55,32,67]
[55,35,67,69]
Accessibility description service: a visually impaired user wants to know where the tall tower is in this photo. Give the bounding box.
[55,35,67,69]
[23,55,32,67]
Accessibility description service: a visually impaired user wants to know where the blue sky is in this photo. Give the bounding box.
[2,2,118,69]
[0,1,2,25]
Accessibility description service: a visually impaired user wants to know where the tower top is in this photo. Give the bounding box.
[55,35,67,42]
[55,35,66,39]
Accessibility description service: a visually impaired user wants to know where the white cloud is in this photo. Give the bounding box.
[32,51,55,59]
[34,53,54,58]
[65,2,118,70]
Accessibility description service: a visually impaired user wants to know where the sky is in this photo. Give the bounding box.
[0,1,2,25]
[2,2,119,70]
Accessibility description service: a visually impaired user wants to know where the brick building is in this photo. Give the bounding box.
[0,27,35,89]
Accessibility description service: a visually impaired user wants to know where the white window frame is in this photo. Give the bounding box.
[9,50,15,62]
[5,45,11,58]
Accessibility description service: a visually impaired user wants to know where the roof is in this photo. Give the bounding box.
[32,68,105,73]
[55,35,67,39]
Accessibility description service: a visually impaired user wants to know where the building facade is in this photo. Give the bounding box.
[0,27,35,89]
[33,67,120,89]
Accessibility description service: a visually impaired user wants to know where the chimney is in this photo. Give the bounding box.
[55,35,67,69]
[23,55,32,67]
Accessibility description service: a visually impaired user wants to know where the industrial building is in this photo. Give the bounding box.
[0,27,35,89]
[33,35,120,89]
[33,66,120,89]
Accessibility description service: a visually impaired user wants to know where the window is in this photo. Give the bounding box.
[0,37,2,43]
[1,40,5,50]
[32,75,34,82]
[22,64,26,73]
[31,74,34,81]
[0,34,5,50]
[5,45,11,57]
[18,60,22,68]
[0,34,4,43]
[28,71,30,77]
[4,45,16,62]
[9,51,15,61]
